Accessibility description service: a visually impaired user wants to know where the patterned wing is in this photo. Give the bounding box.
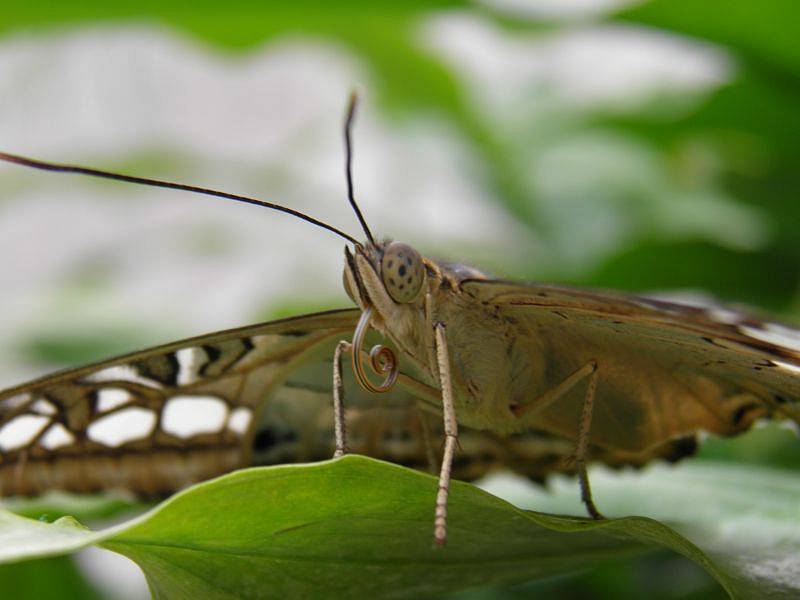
[0,302,703,499]
[0,309,359,497]
[460,279,800,458]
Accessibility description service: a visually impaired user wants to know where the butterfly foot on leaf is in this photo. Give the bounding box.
[576,459,605,520]
[582,490,605,521]
[584,503,605,521]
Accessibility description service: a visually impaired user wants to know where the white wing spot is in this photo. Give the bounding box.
[740,323,800,354]
[176,347,209,386]
[162,396,228,439]
[87,407,156,447]
[774,360,800,375]
[251,334,286,348]
[227,407,252,435]
[0,415,50,451]
[3,393,32,411]
[97,388,132,412]
[708,308,743,325]
[83,365,162,389]
[32,399,57,415]
[39,423,75,450]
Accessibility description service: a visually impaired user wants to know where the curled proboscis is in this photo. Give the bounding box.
[351,307,398,393]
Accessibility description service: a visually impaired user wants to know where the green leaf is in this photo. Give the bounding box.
[0,456,796,598]
[0,512,103,564]
[99,459,656,598]
[0,555,104,600]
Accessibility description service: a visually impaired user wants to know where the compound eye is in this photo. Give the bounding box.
[381,242,425,303]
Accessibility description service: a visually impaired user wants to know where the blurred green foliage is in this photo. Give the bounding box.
[0,0,797,598]
[604,0,800,310]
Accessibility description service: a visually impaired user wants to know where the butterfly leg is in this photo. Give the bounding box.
[513,361,597,423]
[433,322,458,546]
[332,340,352,458]
[574,362,602,520]
[511,360,603,519]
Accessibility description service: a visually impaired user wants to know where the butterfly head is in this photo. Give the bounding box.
[344,240,428,327]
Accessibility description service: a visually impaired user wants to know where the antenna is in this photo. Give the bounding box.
[344,92,376,246]
[0,151,359,245]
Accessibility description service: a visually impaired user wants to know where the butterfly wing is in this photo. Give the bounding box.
[1,301,702,499]
[0,306,571,498]
[0,309,361,497]
[242,336,698,484]
[460,279,800,458]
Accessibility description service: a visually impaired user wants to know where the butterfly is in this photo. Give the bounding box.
[0,94,798,546]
